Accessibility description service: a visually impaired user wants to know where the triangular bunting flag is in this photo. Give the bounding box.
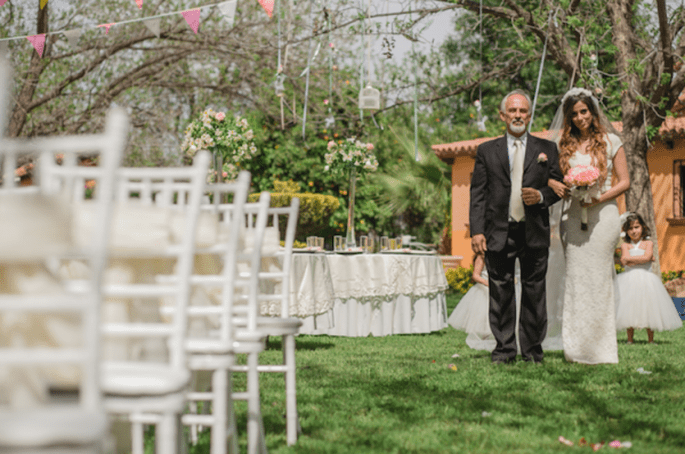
[63,29,82,48]
[26,34,46,57]
[144,18,161,38]
[40,0,48,9]
[0,1,8,7]
[258,0,274,18]
[98,23,116,35]
[136,0,143,9]
[181,9,201,34]
[218,1,237,26]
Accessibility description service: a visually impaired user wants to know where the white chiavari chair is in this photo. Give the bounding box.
[0,106,128,453]
[99,151,210,454]
[172,171,251,454]
[230,198,302,446]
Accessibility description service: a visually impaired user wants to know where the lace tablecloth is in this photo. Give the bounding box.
[299,253,449,336]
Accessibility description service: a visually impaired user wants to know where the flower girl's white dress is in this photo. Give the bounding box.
[448,267,522,351]
[615,241,682,332]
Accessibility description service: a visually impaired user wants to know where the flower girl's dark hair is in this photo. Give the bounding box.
[621,213,651,242]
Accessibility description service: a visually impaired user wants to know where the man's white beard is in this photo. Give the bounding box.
[510,123,526,134]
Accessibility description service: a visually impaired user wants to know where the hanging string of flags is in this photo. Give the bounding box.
[0,0,273,57]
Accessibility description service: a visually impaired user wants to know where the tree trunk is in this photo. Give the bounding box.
[620,105,661,274]
[7,1,50,138]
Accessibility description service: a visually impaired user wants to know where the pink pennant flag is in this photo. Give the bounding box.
[98,23,116,35]
[0,0,8,7]
[182,9,201,34]
[135,0,143,9]
[26,34,46,57]
[258,0,274,18]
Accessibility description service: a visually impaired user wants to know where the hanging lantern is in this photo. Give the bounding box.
[274,74,285,97]
[358,85,380,110]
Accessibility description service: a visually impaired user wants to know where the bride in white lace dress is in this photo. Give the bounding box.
[552,88,630,364]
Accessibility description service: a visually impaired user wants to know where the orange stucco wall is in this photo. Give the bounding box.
[451,140,685,272]
[451,156,474,267]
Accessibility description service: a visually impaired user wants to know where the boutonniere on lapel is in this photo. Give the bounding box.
[537,153,548,163]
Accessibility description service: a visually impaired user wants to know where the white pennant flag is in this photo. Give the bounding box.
[218,1,237,27]
[62,29,82,48]
[144,18,161,38]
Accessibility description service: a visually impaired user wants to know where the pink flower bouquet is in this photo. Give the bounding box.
[564,164,601,230]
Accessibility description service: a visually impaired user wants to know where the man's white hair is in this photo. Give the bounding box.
[500,90,532,112]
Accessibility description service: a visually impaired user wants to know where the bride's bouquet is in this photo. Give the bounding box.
[564,164,601,230]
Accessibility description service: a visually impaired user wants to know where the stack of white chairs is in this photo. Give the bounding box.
[230,198,303,446]
[100,151,210,454]
[0,99,128,453]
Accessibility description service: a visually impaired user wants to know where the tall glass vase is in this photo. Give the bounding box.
[346,166,357,249]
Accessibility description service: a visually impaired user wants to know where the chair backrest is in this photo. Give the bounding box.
[101,151,210,371]
[258,198,300,318]
[236,193,272,333]
[180,171,252,351]
[0,107,127,413]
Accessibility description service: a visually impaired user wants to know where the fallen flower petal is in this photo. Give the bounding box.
[451,353,460,358]
[558,436,574,446]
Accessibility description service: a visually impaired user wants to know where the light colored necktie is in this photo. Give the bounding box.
[509,139,525,222]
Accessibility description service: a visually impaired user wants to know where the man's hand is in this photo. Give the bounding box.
[471,234,487,254]
[521,187,541,205]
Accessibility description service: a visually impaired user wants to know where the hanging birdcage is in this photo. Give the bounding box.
[358,85,380,110]
[274,74,285,97]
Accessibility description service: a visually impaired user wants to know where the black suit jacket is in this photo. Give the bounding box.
[469,134,563,252]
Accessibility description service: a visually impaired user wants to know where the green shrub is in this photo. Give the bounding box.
[662,269,685,284]
[445,265,475,294]
[248,192,340,241]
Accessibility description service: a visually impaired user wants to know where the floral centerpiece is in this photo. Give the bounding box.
[564,164,601,230]
[324,138,379,249]
[181,108,257,182]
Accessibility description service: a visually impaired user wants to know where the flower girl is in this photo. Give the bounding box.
[615,213,682,343]
[448,253,521,350]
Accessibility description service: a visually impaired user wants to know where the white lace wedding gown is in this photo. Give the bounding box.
[560,133,622,364]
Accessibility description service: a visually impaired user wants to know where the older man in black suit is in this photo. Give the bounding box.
[469,89,563,364]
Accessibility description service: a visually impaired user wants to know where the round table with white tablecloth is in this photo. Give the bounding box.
[299,252,448,337]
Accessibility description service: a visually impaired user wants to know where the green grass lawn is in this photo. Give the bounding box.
[195,292,685,454]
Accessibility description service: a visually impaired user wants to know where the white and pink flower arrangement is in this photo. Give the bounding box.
[564,164,601,230]
[181,108,257,181]
[324,138,379,178]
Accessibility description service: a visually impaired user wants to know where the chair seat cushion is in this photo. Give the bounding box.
[0,407,107,447]
[101,363,190,396]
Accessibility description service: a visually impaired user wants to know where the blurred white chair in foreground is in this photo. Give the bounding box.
[231,198,302,446]
[0,106,128,452]
[100,151,210,454]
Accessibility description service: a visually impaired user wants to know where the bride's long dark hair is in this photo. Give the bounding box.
[558,93,608,186]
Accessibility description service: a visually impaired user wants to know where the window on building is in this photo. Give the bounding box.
[675,160,685,219]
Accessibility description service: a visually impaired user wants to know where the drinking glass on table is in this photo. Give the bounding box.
[380,236,389,251]
[395,237,403,250]
[334,235,344,252]
[367,236,375,253]
[360,236,368,253]
[306,236,316,249]
[316,237,324,251]
[389,238,396,250]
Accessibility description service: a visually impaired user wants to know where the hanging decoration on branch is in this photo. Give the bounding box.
[40,0,49,10]
[62,29,82,48]
[359,85,380,110]
[258,0,274,18]
[26,34,46,57]
[144,18,161,37]
[218,0,237,26]
[182,9,201,34]
[98,23,116,35]
[135,0,144,9]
